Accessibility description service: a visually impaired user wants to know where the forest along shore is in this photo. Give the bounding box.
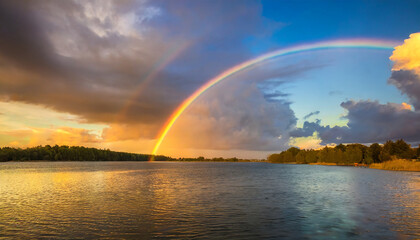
[0,145,263,162]
[1,139,419,171]
[268,139,420,171]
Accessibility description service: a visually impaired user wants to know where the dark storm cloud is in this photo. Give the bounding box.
[303,111,320,120]
[388,70,420,110]
[291,100,420,144]
[0,0,312,143]
[290,119,323,138]
[0,0,178,131]
[0,1,59,73]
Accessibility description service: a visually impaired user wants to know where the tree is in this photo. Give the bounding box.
[394,139,414,159]
[335,144,346,152]
[345,145,363,164]
[287,147,301,157]
[295,151,306,164]
[417,145,420,160]
[369,143,382,163]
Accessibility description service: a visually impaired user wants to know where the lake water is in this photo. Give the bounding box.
[0,162,419,239]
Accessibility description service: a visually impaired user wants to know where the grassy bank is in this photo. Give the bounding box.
[369,159,420,171]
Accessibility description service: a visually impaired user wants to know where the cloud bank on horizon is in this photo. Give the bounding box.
[0,0,419,157]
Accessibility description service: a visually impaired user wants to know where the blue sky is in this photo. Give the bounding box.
[279,49,406,126]
[261,0,420,44]
[244,0,420,131]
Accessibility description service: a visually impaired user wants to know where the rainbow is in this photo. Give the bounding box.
[151,38,400,156]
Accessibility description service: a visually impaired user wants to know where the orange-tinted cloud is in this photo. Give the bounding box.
[101,123,157,142]
[5,127,101,148]
[290,132,323,150]
[388,32,420,110]
[161,76,296,153]
[390,32,420,74]
[401,102,413,110]
[49,127,101,146]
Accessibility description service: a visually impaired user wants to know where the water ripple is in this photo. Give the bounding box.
[0,162,418,239]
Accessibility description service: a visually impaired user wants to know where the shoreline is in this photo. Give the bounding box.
[270,160,420,172]
[2,160,419,172]
[1,160,267,163]
[369,159,420,172]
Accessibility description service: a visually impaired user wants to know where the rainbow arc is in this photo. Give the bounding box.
[151,38,399,157]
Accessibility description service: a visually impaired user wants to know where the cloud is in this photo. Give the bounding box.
[0,126,101,147]
[388,70,420,110]
[263,91,290,102]
[290,132,323,150]
[290,119,324,138]
[0,1,57,73]
[291,100,420,144]
[49,127,101,145]
[101,123,157,142]
[390,32,420,75]
[0,0,178,136]
[158,58,327,152]
[303,111,320,120]
[387,33,420,110]
[0,0,291,144]
[162,76,297,151]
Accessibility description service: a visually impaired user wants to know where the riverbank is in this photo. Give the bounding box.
[369,159,420,172]
[272,160,420,172]
[309,159,420,172]
[165,159,265,162]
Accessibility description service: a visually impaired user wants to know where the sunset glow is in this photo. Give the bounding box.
[0,1,419,159]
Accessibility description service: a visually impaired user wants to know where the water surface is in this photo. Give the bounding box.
[0,162,419,239]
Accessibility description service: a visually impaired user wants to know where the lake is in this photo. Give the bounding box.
[0,162,419,239]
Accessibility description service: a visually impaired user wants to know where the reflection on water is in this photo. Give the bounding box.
[0,162,419,239]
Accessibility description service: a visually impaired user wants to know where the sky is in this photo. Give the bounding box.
[0,0,419,158]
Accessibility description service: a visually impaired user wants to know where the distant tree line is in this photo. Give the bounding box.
[0,145,173,162]
[174,156,261,162]
[0,145,266,162]
[268,140,420,164]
